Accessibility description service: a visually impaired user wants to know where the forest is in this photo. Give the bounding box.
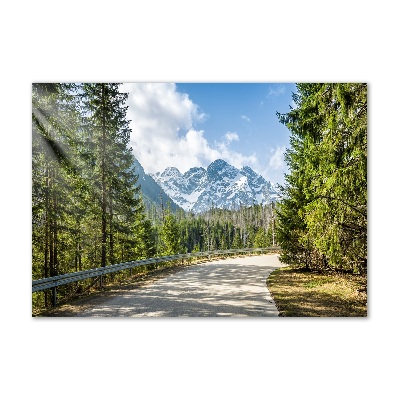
[32,83,276,309]
[276,83,367,274]
[32,82,367,310]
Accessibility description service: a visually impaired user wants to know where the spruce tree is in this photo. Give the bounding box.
[32,85,78,288]
[80,83,142,267]
[32,83,93,305]
[254,227,269,248]
[160,205,182,255]
[231,229,243,249]
[277,83,367,272]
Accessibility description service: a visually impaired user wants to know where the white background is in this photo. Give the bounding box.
[1,1,398,399]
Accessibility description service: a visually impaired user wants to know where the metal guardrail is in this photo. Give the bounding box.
[32,247,280,306]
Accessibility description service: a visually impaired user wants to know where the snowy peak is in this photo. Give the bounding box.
[240,165,261,181]
[184,166,207,177]
[159,166,182,180]
[207,159,238,182]
[152,160,279,213]
[182,167,207,190]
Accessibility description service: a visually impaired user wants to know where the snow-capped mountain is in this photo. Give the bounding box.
[151,159,279,213]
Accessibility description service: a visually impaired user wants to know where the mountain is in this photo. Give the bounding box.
[133,159,182,212]
[151,159,279,213]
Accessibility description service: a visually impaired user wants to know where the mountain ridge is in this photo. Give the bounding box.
[151,159,279,213]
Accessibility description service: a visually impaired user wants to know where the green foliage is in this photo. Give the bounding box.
[253,227,270,248]
[80,83,143,267]
[169,204,276,253]
[231,229,243,249]
[32,83,282,311]
[32,83,153,309]
[277,83,367,273]
[160,206,183,255]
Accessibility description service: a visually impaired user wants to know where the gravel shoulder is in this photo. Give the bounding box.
[39,254,284,317]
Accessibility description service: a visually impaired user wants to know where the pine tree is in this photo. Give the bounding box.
[277,83,367,272]
[134,211,157,259]
[32,83,82,303]
[33,82,161,309]
[80,83,142,267]
[160,205,182,255]
[254,227,269,248]
[231,229,243,249]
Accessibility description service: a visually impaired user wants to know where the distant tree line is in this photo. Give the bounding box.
[150,203,276,255]
[276,83,367,273]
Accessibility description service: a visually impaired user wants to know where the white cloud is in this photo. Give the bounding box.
[215,140,258,170]
[241,115,251,122]
[250,145,288,185]
[121,83,259,175]
[267,84,286,97]
[224,131,239,143]
[268,145,286,170]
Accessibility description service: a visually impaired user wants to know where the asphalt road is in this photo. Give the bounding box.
[72,254,284,317]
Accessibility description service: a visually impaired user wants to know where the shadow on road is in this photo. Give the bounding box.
[69,255,283,317]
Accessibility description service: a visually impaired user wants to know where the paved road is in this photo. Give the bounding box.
[73,254,284,317]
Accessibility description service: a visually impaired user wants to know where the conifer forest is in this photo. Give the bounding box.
[32,83,367,309]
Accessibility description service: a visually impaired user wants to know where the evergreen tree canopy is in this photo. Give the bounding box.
[160,205,182,255]
[80,83,143,267]
[276,83,367,273]
[32,83,151,309]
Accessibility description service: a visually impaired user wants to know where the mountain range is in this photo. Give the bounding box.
[149,159,279,213]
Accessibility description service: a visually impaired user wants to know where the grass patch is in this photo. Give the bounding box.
[267,266,367,317]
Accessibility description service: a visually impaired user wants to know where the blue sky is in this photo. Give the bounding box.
[122,83,296,185]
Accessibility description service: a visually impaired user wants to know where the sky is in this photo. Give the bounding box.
[121,83,296,185]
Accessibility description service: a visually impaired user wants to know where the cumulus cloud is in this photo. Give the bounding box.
[241,115,251,122]
[268,145,286,170]
[121,83,259,175]
[267,84,286,97]
[224,131,239,143]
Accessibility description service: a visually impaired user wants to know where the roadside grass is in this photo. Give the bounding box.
[267,266,367,317]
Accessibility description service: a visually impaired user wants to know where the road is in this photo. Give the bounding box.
[62,254,284,317]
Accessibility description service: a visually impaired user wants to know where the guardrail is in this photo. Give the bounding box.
[32,247,280,306]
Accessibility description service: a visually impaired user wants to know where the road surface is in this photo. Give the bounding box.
[59,254,284,317]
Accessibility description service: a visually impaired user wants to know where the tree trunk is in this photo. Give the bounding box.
[101,84,107,268]
[109,199,114,265]
[53,173,58,277]
[44,166,50,307]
